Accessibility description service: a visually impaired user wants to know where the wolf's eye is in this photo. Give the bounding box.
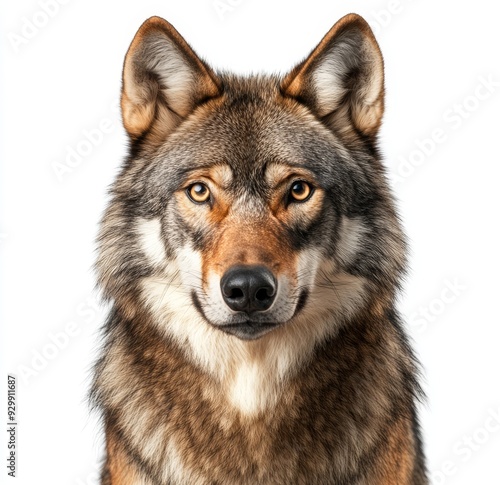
[289,181,312,202]
[187,183,211,203]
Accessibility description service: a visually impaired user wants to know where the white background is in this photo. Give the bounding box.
[1,1,499,484]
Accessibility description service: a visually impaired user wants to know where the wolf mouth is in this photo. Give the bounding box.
[217,321,281,340]
[190,289,309,340]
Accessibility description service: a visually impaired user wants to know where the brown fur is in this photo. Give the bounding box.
[102,429,146,485]
[202,216,297,279]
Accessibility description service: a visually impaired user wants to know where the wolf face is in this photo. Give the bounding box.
[97,15,404,349]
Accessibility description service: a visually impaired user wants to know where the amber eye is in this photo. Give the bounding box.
[187,183,211,203]
[289,181,312,202]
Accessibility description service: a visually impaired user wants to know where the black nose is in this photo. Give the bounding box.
[221,265,277,313]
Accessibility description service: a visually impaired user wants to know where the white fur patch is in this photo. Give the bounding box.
[136,217,167,267]
[313,60,348,116]
[229,361,280,415]
[336,216,367,266]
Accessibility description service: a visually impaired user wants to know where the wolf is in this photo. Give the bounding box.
[91,13,428,484]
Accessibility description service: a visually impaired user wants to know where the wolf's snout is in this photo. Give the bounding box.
[220,265,276,313]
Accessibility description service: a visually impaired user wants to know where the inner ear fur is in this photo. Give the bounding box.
[121,16,221,141]
[281,13,384,139]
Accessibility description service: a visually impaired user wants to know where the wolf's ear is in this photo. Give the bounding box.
[121,17,221,140]
[281,14,384,139]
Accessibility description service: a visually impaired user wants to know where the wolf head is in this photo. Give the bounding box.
[97,15,405,350]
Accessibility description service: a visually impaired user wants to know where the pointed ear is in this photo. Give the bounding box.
[121,17,221,140]
[281,14,384,139]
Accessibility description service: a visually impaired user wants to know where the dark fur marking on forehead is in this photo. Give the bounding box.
[217,73,282,100]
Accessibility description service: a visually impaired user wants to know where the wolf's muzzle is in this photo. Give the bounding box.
[220,265,276,313]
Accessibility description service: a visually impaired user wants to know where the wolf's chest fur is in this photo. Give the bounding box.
[96,304,418,485]
[92,12,427,485]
